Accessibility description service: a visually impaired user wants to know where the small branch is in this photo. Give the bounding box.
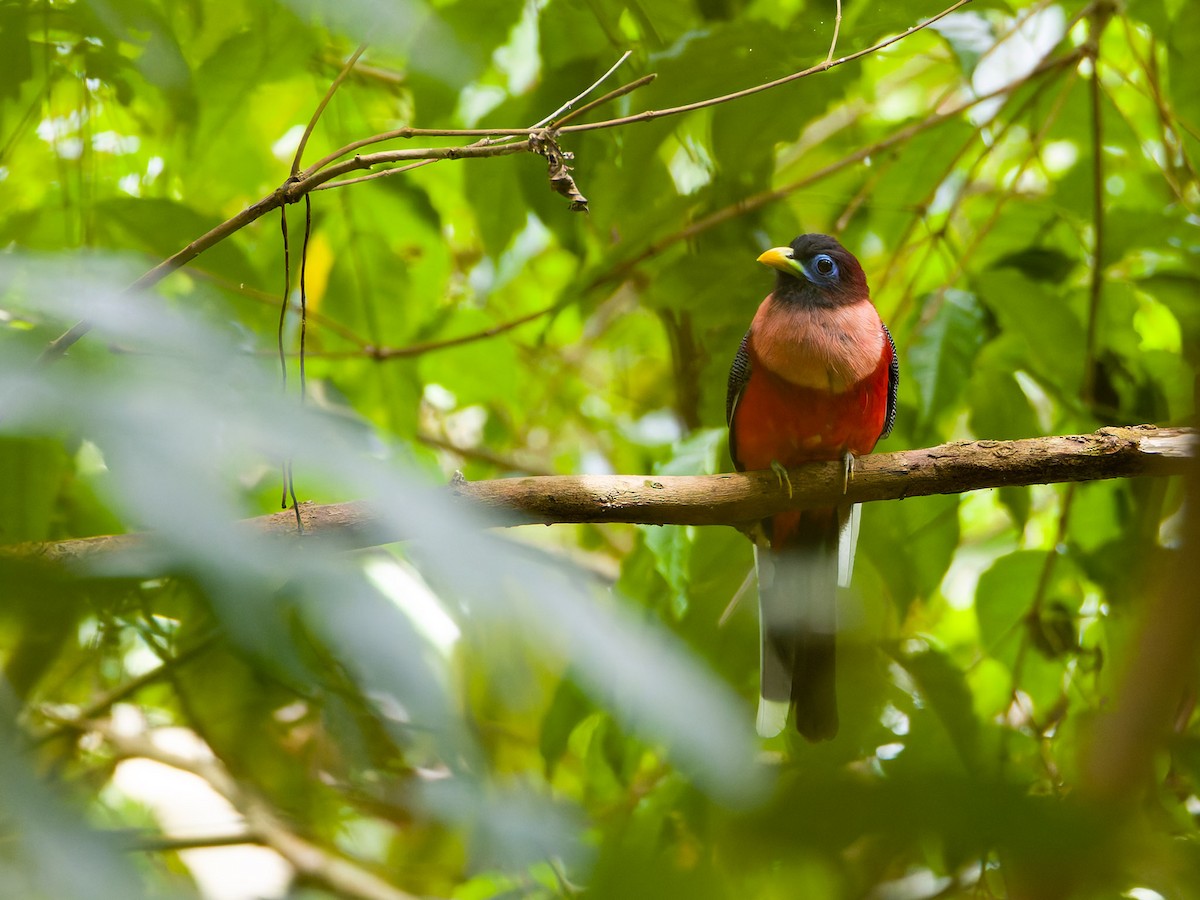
[292,43,368,176]
[124,832,259,853]
[303,55,641,177]
[54,716,425,900]
[302,129,530,178]
[551,74,657,129]
[586,50,1079,292]
[419,432,555,476]
[1082,7,1113,408]
[533,50,632,129]
[193,269,370,347]
[300,303,557,360]
[556,0,975,135]
[312,158,438,192]
[293,140,533,194]
[32,634,216,745]
[9,427,1192,564]
[825,0,843,68]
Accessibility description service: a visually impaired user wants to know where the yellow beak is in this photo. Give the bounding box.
[757,247,801,275]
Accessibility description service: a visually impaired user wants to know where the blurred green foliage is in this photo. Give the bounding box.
[0,0,1197,897]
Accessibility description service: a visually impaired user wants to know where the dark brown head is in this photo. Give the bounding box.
[757,234,869,308]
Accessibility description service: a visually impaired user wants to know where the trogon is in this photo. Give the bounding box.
[726,234,898,740]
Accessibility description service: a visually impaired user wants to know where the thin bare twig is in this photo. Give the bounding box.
[291,43,368,176]
[53,716,425,900]
[277,208,291,391]
[282,303,558,360]
[1082,6,1115,408]
[297,140,534,192]
[312,158,439,192]
[298,0,967,173]
[586,50,1079,294]
[556,0,976,135]
[552,74,657,128]
[126,832,259,852]
[533,50,632,129]
[301,50,637,177]
[419,432,555,476]
[32,634,217,745]
[278,206,298,515]
[826,0,844,68]
[926,66,1080,300]
[192,270,369,347]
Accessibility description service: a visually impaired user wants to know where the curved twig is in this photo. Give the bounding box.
[292,43,368,176]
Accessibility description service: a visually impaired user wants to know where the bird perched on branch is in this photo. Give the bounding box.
[726,234,898,740]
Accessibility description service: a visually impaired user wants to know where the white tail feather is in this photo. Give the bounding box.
[837,503,861,588]
[757,698,789,737]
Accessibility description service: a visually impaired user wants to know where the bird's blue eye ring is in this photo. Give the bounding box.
[813,254,838,277]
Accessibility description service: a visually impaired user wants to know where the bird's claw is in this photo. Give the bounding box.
[841,451,855,495]
[771,460,793,499]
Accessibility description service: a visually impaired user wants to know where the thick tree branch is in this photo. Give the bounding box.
[12,427,1193,565]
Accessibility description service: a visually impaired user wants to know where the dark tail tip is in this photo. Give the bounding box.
[793,703,838,742]
[792,634,837,742]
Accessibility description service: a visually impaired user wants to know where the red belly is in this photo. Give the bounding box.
[732,350,891,472]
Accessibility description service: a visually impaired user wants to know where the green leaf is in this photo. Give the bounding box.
[992,246,1077,284]
[538,0,623,69]
[967,340,1041,441]
[974,269,1086,395]
[77,0,196,118]
[975,550,1044,665]
[93,198,261,286]
[893,644,983,773]
[1103,207,1180,266]
[997,486,1032,532]
[540,674,596,777]
[906,289,987,438]
[643,524,695,619]
[860,493,960,614]
[1136,274,1200,362]
[863,120,978,245]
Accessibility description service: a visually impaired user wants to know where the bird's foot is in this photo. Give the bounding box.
[840,451,856,496]
[771,460,793,499]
